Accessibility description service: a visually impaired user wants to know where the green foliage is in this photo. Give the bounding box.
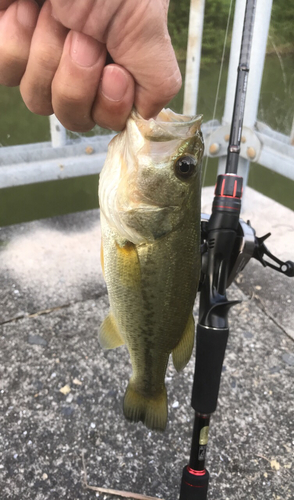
[168,0,190,60]
[168,0,294,66]
[168,0,234,65]
[270,0,294,51]
[201,0,233,65]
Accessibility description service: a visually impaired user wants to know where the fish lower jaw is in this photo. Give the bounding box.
[123,204,180,211]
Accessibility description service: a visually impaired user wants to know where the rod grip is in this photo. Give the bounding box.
[179,466,209,500]
[192,324,229,414]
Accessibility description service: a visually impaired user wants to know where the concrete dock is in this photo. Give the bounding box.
[0,187,293,500]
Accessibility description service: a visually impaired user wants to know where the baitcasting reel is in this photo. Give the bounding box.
[200,213,294,290]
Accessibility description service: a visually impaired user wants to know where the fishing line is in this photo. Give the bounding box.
[201,0,235,187]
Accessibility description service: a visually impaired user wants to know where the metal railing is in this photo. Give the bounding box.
[0,0,293,191]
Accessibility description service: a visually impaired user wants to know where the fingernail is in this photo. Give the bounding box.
[70,31,101,67]
[100,65,128,102]
[17,0,38,28]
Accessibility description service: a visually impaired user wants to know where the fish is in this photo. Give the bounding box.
[98,108,204,431]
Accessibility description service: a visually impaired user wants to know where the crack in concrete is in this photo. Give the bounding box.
[0,292,108,326]
[0,303,72,326]
[234,281,294,341]
[252,292,294,341]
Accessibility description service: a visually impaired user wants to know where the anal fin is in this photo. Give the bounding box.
[172,313,195,372]
[98,313,124,349]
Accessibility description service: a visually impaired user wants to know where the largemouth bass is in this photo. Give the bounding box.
[98,108,204,431]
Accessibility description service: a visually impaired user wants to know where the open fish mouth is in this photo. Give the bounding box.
[123,205,180,212]
[132,108,203,142]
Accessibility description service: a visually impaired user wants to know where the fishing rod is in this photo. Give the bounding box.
[179,0,294,499]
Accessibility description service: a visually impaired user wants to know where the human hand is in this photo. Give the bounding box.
[0,0,181,131]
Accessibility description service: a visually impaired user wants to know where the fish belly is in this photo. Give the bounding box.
[99,212,200,430]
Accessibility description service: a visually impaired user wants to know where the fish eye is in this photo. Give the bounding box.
[174,155,197,180]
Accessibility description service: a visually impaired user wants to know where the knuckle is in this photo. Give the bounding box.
[0,48,27,86]
[92,109,119,130]
[53,80,86,105]
[0,71,21,87]
[20,76,53,115]
[22,94,53,115]
[57,116,94,133]
[71,123,94,133]
[52,77,96,131]
[94,117,122,132]
[161,68,182,101]
[33,45,62,74]
[92,103,130,132]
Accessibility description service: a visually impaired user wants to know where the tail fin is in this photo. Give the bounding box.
[123,381,168,431]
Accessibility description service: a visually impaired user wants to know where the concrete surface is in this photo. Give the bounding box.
[0,187,293,500]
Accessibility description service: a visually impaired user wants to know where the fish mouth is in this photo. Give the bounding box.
[156,108,203,127]
[123,204,180,213]
[131,109,203,142]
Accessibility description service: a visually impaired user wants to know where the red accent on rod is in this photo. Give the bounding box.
[233,180,237,197]
[220,178,226,197]
[216,194,239,199]
[187,466,206,476]
[184,482,205,489]
[216,205,240,211]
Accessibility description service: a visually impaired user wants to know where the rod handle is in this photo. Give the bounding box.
[179,466,209,500]
[192,324,229,415]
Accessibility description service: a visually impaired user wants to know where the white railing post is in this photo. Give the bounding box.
[49,115,67,148]
[218,0,273,186]
[183,0,205,115]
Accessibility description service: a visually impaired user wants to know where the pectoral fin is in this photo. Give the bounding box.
[99,313,124,349]
[116,240,141,289]
[172,313,195,372]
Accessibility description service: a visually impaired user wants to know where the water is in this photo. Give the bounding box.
[0,55,293,226]
[0,87,50,147]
